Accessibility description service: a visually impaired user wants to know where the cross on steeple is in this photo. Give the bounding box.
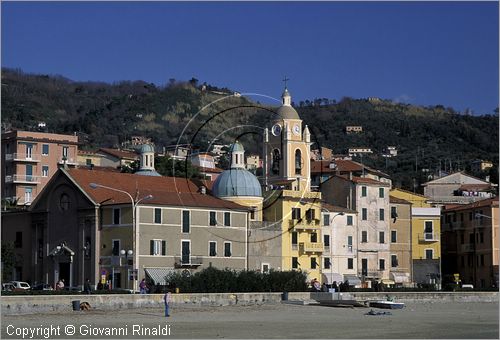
[282,76,290,89]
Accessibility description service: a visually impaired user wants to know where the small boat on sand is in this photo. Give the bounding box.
[367,300,405,309]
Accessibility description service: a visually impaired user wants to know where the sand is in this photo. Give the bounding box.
[2,301,498,339]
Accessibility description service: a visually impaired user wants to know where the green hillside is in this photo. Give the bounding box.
[1,68,498,190]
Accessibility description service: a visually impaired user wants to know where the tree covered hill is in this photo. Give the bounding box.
[2,68,498,189]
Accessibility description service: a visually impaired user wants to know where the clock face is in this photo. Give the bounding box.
[292,124,301,135]
[272,124,282,136]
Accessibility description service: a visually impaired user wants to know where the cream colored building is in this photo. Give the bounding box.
[389,196,412,286]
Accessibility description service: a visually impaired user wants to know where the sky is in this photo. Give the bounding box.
[2,1,499,114]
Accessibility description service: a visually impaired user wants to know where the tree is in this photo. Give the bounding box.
[155,156,200,178]
[1,242,15,281]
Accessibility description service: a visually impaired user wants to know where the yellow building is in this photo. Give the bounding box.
[390,188,442,285]
[262,86,323,282]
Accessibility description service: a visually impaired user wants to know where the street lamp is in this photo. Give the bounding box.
[120,249,134,290]
[89,183,153,293]
[321,208,345,288]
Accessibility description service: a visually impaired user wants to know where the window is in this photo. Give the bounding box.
[346,215,353,226]
[291,232,298,247]
[224,212,231,226]
[42,166,49,177]
[154,208,162,224]
[224,242,232,257]
[26,164,33,180]
[362,208,367,220]
[209,211,217,226]
[295,149,302,175]
[24,187,32,203]
[209,241,217,256]
[250,209,255,220]
[469,212,473,221]
[347,236,353,250]
[425,249,433,260]
[42,144,49,155]
[424,221,433,240]
[361,231,367,243]
[391,206,397,219]
[311,233,318,243]
[181,241,190,264]
[324,258,331,269]
[379,231,385,244]
[391,230,397,243]
[480,254,484,266]
[292,208,301,220]
[62,146,69,159]
[379,208,385,221]
[15,232,22,248]
[361,186,367,197]
[460,213,464,221]
[272,149,280,175]
[323,214,330,226]
[306,209,315,221]
[86,158,92,166]
[150,240,166,256]
[112,240,120,256]
[361,259,368,276]
[182,210,190,233]
[292,257,299,269]
[113,208,120,225]
[311,257,317,269]
[391,255,398,267]
[324,235,330,247]
[262,263,270,273]
[379,259,385,271]
[347,258,353,269]
[379,188,384,198]
[480,232,484,243]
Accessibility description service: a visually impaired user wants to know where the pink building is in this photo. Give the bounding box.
[2,130,79,205]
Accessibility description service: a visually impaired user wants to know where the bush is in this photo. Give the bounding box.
[165,268,308,293]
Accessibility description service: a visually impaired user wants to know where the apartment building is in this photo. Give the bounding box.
[1,130,78,205]
[441,197,498,288]
[389,196,412,286]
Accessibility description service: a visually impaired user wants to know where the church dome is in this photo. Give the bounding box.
[139,144,155,153]
[229,141,245,153]
[277,105,300,120]
[212,168,262,198]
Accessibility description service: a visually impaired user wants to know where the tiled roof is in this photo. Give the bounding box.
[389,196,412,205]
[321,202,357,214]
[458,184,493,191]
[195,166,223,173]
[444,197,499,212]
[98,148,139,160]
[310,160,363,174]
[66,168,248,211]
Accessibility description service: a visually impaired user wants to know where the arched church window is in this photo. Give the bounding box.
[295,149,302,175]
[272,149,280,175]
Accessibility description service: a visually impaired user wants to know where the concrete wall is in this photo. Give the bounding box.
[2,291,497,315]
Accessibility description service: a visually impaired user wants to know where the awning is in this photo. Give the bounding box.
[144,267,175,285]
[324,273,343,284]
[390,272,410,283]
[381,279,395,285]
[343,275,361,286]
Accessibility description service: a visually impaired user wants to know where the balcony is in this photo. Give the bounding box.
[300,242,324,253]
[461,243,474,252]
[5,153,40,162]
[282,189,321,200]
[290,219,321,231]
[358,270,383,278]
[5,175,40,184]
[57,157,78,165]
[419,233,439,242]
[174,256,203,268]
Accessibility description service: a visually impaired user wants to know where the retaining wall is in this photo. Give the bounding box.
[1,291,497,315]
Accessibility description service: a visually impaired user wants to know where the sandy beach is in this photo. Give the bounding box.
[2,301,498,339]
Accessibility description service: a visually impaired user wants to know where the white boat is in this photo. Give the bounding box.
[368,300,405,309]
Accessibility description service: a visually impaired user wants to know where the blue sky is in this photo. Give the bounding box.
[2,1,498,114]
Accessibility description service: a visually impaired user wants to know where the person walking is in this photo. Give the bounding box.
[163,289,172,317]
[84,279,92,294]
[139,279,148,294]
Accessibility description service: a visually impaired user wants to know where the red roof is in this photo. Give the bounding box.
[98,148,139,160]
[66,168,248,211]
[458,184,493,192]
[195,166,223,173]
[321,202,357,214]
[444,197,499,212]
[389,196,412,205]
[311,160,363,174]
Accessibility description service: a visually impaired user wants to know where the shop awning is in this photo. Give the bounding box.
[390,272,410,283]
[343,275,361,286]
[381,279,395,285]
[144,267,175,285]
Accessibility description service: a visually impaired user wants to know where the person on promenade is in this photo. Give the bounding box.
[163,289,172,317]
[56,279,65,291]
[139,279,148,294]
[313,278,321,292]
[84,279,92,294]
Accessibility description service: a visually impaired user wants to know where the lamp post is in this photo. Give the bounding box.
[321,208,345,288]
[89,183,153,293]
[120,249,134,290]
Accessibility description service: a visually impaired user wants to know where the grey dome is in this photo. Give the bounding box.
[277,105,300,120]
[135,169,161,176]
[139,144,155,153]
[229,141,245,153]
[213,168,262,198]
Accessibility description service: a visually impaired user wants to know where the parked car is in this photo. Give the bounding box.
[2,283,15,291]
[10,281,31,291]
[31,283,54,291]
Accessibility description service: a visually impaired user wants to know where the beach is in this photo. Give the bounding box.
[2,301,498,339]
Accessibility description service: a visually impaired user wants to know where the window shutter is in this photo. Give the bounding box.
[162,241,166,255]
[150,240,154,255]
